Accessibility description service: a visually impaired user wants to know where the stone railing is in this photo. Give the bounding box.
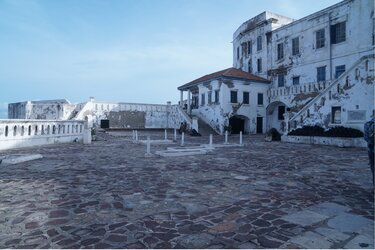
[0,119,85,150]
[268,80,331,99]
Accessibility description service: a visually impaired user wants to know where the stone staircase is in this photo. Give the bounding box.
[288,54,374,130]
[197,118,219,136]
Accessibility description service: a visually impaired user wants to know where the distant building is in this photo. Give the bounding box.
[178,0,374,134]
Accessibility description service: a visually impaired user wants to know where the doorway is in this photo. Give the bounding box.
[229,116,245,134]
[100,119,110,129]
[256,117,263,134]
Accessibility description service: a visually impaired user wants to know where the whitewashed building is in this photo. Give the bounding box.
[178,0,374,134]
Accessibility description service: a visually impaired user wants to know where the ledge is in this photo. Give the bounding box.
[281,135,367,148]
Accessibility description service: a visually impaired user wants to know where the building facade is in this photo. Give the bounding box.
[179,0,374,134]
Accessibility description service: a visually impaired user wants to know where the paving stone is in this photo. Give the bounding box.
[258,236,283,248]
[94,242,113,249]
[314,227,351,242]
[307,202,351,217]
[237,242,258,249]
[282,210,329,227]
[81,238,101,246]
[108,221,128,231]
[106,234,127,242]
[25,221,39,229]
[288,231,333,249]
[176,233,215,248]
[252,219,271,227]
[152,232,179,241]
[46,218,69,226]
[91,228,106,237]
[327,212,373,233]
[344,235,375,249]
[49,210,69,218]
[154,241,172,249]
[208,222,236,233]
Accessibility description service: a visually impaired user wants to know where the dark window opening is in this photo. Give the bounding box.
[316,29,325,48]
[335,65,346,78]
[257,36,262,51]
[293,76,300,85]
[229,116,245,134]
[214,90,219,103]
[278,74,285,87]
[230,91,238,103]
[277,43,284,60]
[257,93,264,105]
[332,106,341,124]
[257,58,262,72]
[247,40,252,55]
[243,92,249,104]
[100,119,110,129]
[278,106,285,120]
[292,37,299,55]
[331,21,346,44]
[317,66,326,82]
[201,93,205,106]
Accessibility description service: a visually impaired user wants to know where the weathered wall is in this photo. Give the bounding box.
[191,79,269,134]
[0,119,84,151]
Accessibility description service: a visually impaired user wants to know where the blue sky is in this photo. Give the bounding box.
[0,0,341,117]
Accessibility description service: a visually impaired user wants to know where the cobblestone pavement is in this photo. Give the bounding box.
[0,131,374,249]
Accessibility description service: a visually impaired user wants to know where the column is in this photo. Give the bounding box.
[180,90,184,107]
[187,90,191,114]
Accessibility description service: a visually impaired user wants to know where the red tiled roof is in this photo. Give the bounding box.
[178,67,270,90]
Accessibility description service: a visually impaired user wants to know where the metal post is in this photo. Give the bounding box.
[225,130,228,144]
[135,130,138,142]
[240,131,243,145]
[164,129,167,140]
[209,134,213,148]
[181,132,185,146]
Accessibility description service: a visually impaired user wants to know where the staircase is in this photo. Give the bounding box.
[289,54,374,130]
[197,118,219,135]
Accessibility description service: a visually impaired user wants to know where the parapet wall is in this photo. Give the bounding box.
[0,119,84,151]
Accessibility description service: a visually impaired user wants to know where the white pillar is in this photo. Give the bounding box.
[164,129,168,140]
[209,134,213,148]
[225,130,228,144]
[187,90,191,114]
[135,130,138,141]
[180,90,184,107]
[239,131,243,145]
[132,130,135,141]
[83,118,92,144]
[181,132,185,146]
[145,136,152,157]
[174,128,177,142]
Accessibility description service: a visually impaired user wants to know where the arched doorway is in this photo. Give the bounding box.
[229,116,245,134]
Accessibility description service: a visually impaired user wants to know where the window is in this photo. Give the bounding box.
[331,21,346,44]
[277,43,284,60]
[257,58,262,72]
[241,42,247,55]
[257,36,262,51]
[316,29,325,48]
[335,65,346,78]
[332,106,341,124]
[292,37,299,55]
[208,91,212,104]
[277,74,285,87]
[243,92,249,104]
[278,106,285,120]
[192,96,199,108]
[317,66,326,82]
[248,59,252,73]
[230,91,238,103]
[247,40,252,55]
[257,93,264,105]
[214,90,220,103]
[293,76,300,85]
[237,47,240,59]
[201,93,205,106]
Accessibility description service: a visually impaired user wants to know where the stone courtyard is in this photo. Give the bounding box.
[0,131,374,249]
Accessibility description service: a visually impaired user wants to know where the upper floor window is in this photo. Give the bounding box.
[257,36,262,51]
[248,59,252,73]
[292,76,300,85]
[214,90,220,103]
[201,93,205,106]
[247,40,252,55]
[335,65,346,78]
[331,21,346,44]
[277,43,284,60]
[292,37,299,55]
[257,58,262,72]
[257,93,264,105]
[277,74,285,87]
[230,91,238,103]
[243,92,249,104]
[317,66,326,82]
[316,29,325,48]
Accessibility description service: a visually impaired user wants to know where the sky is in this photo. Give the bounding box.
[0,0,342,118]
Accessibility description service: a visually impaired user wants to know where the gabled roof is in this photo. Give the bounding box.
[178,67,270,91]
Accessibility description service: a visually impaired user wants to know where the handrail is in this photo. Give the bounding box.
[174,105,192,125]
